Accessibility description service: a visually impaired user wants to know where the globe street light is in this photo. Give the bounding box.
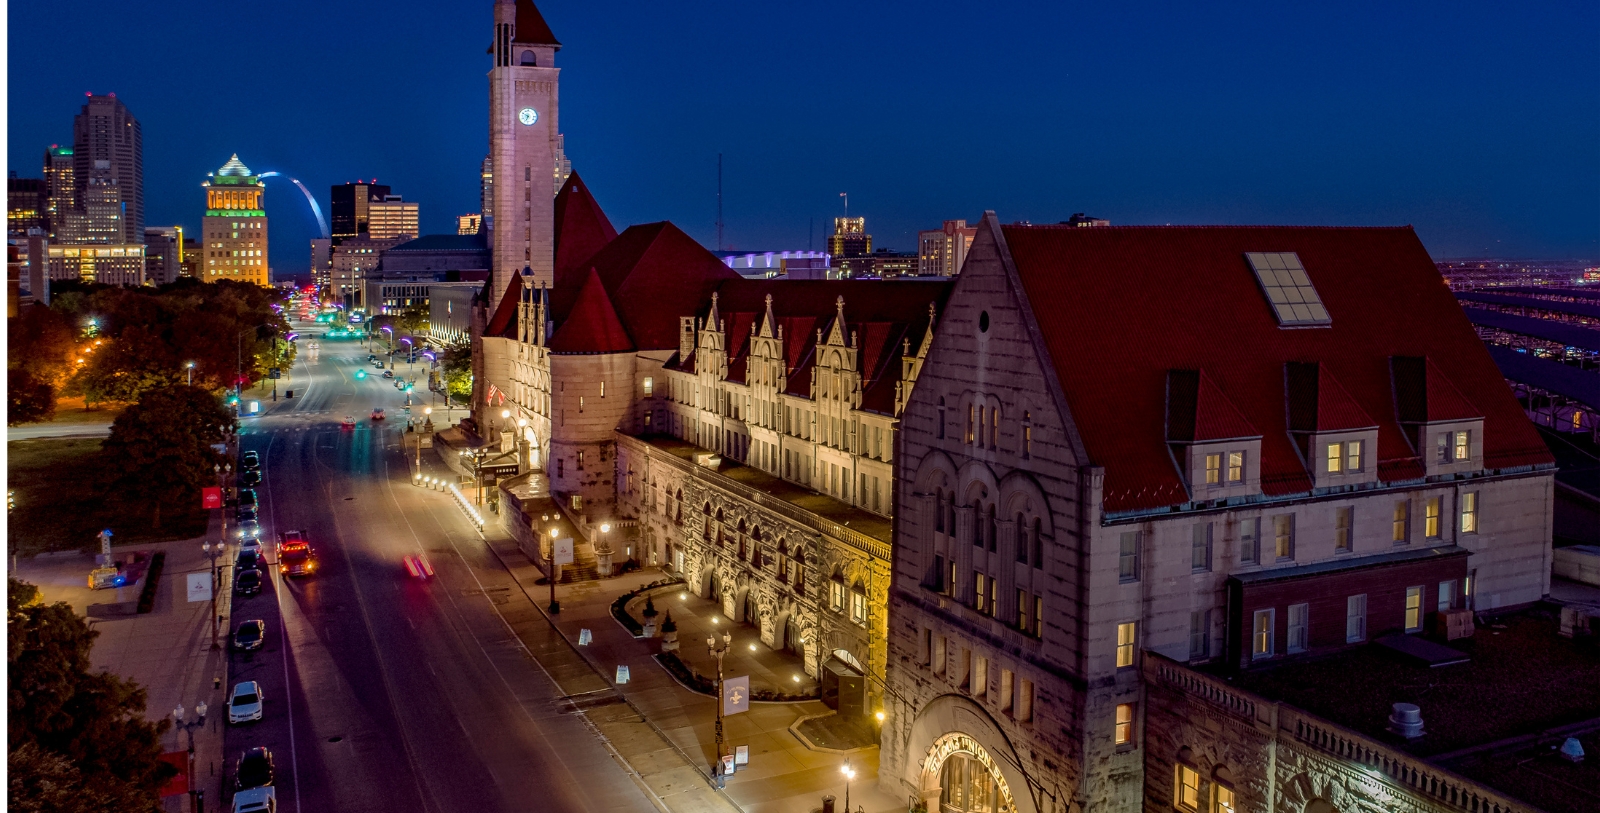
[547,526,562,613]
[841,758,857,813]
[186,361,196,387]
[200,541,225,648]
[707,630,734,763]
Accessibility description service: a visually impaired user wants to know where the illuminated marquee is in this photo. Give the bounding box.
[924,732,1017,813]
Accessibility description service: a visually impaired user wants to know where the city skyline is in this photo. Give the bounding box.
[8,0,1599,278]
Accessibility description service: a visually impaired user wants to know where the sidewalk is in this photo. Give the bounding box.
[15,517,233,813]
[470,521,904,813]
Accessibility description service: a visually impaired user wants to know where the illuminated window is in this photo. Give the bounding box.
[1115,622,1136,668]
[1175,765,1201,812]
[1114,703,1134,746]
[1204,454,1220,485]
[1252,609,1274,659]
[1213,784,1236,813]
[1460,492,1479,533]
[1273,514,1294,560]
[1454,430,1470,461]
[1347,440,1362,471]
[1424,498,1441,538]
[1227,451,1244,483]
[1393,501,1410,544]
[1334,506,1353,552]
[1405,586,1423,632]
[1326,442,1342,473]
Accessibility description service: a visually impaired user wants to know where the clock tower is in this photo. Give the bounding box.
[489,0,560,302]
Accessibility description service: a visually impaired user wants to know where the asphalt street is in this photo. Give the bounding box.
[222,322,657,813]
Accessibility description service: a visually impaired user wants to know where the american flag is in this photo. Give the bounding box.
[486,383,500,402]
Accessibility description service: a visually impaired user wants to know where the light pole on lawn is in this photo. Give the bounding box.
[841,758,856,813]
[186,361,195,386]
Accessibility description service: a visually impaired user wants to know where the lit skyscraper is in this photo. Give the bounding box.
[201,155,270,287]
[43,146,74,240]
[72,94,143,243]
[330,181,391,244]
[367,195,420,240]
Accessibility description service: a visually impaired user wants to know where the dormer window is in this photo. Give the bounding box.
[1326,440,1362,474]
[1204,454,1221,485]
[1227,451,1244,483]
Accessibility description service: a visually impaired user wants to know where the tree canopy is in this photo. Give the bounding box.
[8,578,173,812]
[98,385,232,529]
[440,337,473,403]
[7,304,78,424]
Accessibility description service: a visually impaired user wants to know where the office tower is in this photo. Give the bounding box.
[488,0,562,298]
[144,227,182,286]
[180,236,202,281]
[8,176,48,239]
[68,165,126,244]
[330,181,391,243]
[72,94,143,243]
[367,195,419,240]
[827,216,871,258]
[331,235,406,307]
[917,219,978,276]
[480,155,494,225]
[43,146,75,240]
[310,238,332,286]
[201,155,270,287]
[458,214,483,235]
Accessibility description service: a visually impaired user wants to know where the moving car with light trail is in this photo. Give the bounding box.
[278,531,319,577]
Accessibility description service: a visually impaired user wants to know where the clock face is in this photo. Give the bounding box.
[518,107,538,126]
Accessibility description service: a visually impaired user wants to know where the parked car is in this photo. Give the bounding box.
[235,747,274,789]
[236,519,262,541]
[233,620,266,652]
[382,370,395,379]
[234,569,262,596]
[240,451,260,470]
[371,408,385,421]
[239,469,261,487]
[236,505,259,523]
[236,550,259,571]
[228,681,264,724]
[239,536,263,557]
[237,488,258,509]
[232,786,276,813]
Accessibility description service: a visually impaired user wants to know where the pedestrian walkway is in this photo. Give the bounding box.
[15,515,235,813]
[474,529,904,813]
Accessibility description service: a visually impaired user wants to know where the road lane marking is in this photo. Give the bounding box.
[258,432,303,813]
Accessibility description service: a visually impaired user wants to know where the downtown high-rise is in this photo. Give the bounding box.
[71,94,143,243]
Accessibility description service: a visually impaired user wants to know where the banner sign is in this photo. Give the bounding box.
[186,573,212,603]
[554,538,575,566]
[202,487,223,509]
[722,675,751,716]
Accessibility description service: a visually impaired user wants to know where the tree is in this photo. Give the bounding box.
[98,386,231,530]
[440,337,473,404]
[8,368,58,424]
[8,578,173,812]
[7,303,78,423]
[396,305,429,338]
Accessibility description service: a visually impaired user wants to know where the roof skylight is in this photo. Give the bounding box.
[1246,252,1330,327]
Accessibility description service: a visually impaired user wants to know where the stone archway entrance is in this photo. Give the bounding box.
[921,733,1017,813]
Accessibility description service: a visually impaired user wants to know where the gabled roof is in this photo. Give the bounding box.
[999,223,1554,513]
[484,269,525,339]
[549,268,632,354]
[554,172,616,278]
[1285,361,1378,433]
[513,0,560,46]
[553,222,739,351]
[1167,370,1260,443]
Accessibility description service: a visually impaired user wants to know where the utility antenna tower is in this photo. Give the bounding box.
[840,192,848,218]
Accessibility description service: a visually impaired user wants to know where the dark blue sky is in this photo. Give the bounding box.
[10,1,1598,272]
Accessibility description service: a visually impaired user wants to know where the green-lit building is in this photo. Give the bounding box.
[201,154,270,286]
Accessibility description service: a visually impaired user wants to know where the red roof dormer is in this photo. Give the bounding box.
[548,268,632,354]
[1167,370,1260,443]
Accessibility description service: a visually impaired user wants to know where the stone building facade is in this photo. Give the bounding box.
[878,215,1555,813]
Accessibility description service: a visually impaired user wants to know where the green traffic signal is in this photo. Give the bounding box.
[355,370,366,379]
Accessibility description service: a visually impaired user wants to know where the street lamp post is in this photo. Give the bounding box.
[186,361,196,387]
[841,758,856,813]
[706,631,733,761]
[597,522,614,577]
[547,527,561,613]
[499,408,511,446]
[200,541,224,649]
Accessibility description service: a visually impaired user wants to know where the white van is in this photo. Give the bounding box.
[233,786,276,813]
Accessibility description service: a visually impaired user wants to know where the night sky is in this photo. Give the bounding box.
[8,1,1597,274]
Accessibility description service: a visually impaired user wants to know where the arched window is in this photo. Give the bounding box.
[970,500,983,547]
[793,551,806,595]
[716,509,726,548]
[702,503,713,542]
[1032,517,1044,569]
[986,504,997,552]
[777,540,790,582]
[989,402,1000,449]
[737,519,748,560]
[1015,512,1029,564]
[675,489,684,525]
[935,490,946,533]
[520,50,536,66]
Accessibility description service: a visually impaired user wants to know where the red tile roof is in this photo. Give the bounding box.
[554,172,616,279]
[553,222,739,351]
[1167,370,1260,443]
[548,268,632,354]
[1286,361,1378,432]
[484,269,525,340]
[513,0,559,46]
[999,223,1554,513]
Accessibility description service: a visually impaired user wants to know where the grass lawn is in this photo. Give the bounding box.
[7,438,207,555]
[38,395,124,426]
